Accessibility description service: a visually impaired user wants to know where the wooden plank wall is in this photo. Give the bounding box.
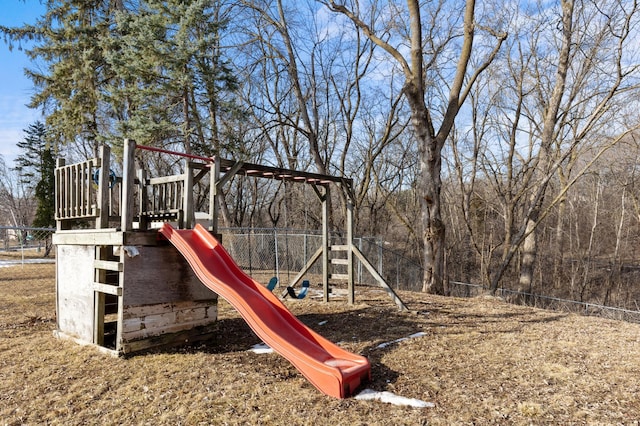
[121,301,217,342]
[121,245,216,305]
[56,241,219,354]
[56,245,96,342]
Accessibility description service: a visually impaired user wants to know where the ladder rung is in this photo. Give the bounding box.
[94,259,123,272]
[330,245,349,251]
[331,258,349,265]
[330,273,349,280]
[93,282,123,296]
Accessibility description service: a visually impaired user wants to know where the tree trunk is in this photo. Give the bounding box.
[407,85,446,294]
[516,0,574,292]
[325,0,503,295]
[419,135,446,294]
[518,217,537,294]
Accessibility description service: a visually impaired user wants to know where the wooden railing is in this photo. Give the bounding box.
[139,174,186,226]
[55,145,114,230]
[55,158,97,220]
[54,141,204,231]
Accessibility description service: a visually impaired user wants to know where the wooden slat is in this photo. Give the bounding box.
[64,166,71,217]
[53,229,125,246]
[93,259,123,272]
[330,273,350,280]
[93,282,123,296]
[331,258,349,265]
[148,174,185,185]
[331,245,349,251]
[74,164,79,216]
[120,324,218,354]
[79,162,85,216]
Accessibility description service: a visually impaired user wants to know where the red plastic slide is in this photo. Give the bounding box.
[159,224,371,398]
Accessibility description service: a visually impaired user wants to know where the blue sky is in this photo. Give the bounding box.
[0,1,46,164]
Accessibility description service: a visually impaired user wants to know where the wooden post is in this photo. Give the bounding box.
[322,185,330,303]
[209,157,220,234]
[137,168,148,231]
[120,139,136,231]
[96,145,111,229]
[115,245,125,352]
[183,161,194,229]
[55,158,67,231]
[347,194,354,305]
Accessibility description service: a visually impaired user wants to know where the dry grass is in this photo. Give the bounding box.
[2,264,640,425]
[0,248,54,261]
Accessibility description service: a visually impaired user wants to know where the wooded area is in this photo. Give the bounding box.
[2,0,640,309]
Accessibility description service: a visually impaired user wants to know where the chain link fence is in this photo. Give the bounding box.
[218,228,425,291]
[0,226,55,254]
[0,226,56,267]
[6,224,638,323]
[448,280,640,323]
[220,228,324,285]
[355,237,424,292]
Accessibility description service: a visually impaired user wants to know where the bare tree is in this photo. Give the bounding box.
[512,0,640,293]
[0,156,36,227]
[449,0,640,295]
[234,0,412,238]
[321,0,505,293]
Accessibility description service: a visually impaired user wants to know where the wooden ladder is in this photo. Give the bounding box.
[93,245,124,350]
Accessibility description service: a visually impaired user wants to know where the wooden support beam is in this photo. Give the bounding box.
[346,197,354,304]
[96,145,110,229]
[192,167,209,185]
[93,246,108,346]
[218,161,245,188]
[352,246,409,311]
[322,186,330,303]
[209,157,220,234]
[137,168,149,231]
[120,139,136,231]
[184,162,194,229]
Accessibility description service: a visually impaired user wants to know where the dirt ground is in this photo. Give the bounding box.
[1,261,640,425]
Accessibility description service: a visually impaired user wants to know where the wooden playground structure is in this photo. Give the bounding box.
[52,139,406,355]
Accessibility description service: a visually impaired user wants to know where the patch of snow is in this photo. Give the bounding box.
[0,259,55,268]
[355,388,435,408]
[318,320,328,326]
[249,343,274,354]
[376,332,427,349]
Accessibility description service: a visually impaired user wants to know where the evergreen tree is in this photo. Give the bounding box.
[3,1,241,159]
[102,0,242,156]
[1,1,120,158]
[13,121,57,228]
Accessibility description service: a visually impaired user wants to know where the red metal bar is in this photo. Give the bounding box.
[136,144,213,162]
